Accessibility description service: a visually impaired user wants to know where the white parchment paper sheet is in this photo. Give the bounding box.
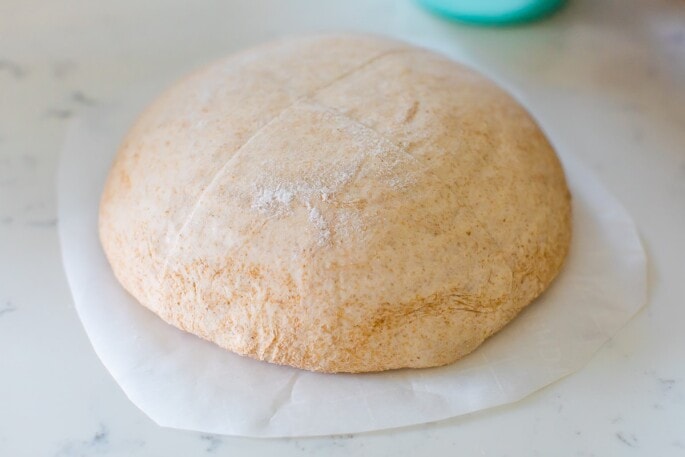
[57,85,646,438]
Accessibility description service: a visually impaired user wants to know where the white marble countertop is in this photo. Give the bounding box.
[1,0,684,455]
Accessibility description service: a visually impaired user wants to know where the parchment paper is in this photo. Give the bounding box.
[57,84,646,438]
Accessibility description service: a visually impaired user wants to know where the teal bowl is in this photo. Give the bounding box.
[417,0,567,25]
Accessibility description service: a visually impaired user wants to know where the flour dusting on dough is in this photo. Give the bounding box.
[308,206,331,246]
[248,103,417,245]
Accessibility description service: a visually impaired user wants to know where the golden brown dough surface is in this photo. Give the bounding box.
[99,35,571,373]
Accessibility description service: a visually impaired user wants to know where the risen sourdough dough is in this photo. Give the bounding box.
[99,35,571,373]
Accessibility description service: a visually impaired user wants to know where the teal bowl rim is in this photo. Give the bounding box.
[417,0,567,25]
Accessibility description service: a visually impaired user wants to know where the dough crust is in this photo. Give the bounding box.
[99,35,571,372]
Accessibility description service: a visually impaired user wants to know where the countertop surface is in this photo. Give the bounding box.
[1,0,684,455]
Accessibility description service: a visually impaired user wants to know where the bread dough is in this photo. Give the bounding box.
[99,34,571,373]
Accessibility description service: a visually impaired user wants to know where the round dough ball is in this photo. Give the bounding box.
[99,34,571,373]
